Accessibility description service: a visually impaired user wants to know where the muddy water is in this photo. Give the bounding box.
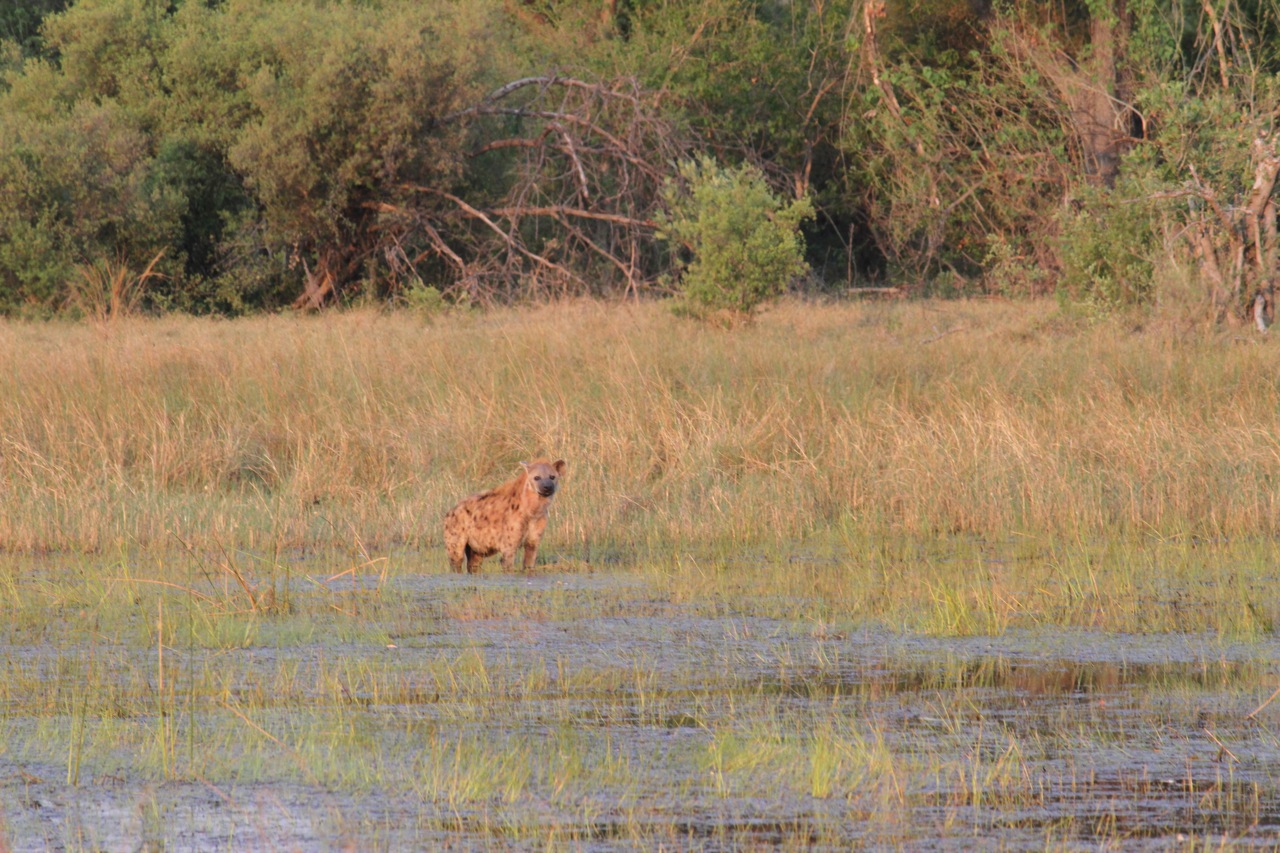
[4,569,1280,850]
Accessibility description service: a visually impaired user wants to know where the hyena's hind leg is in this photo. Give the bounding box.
[444,523,467,573]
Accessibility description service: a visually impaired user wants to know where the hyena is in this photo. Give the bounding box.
[444,459,567,573]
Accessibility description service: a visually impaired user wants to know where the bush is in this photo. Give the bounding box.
[1055,180,1160,311]
[658,156,813,323]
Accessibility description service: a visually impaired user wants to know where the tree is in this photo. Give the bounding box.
[509,0,862,285]
[192,0,507,308]
[0,90,181,313]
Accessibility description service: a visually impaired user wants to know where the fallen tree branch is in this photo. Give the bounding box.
[487,205,656,229]
[411,186,586,288]
[444,75,642,123]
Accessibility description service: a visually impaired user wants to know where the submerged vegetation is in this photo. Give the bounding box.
[4,558,1280,848]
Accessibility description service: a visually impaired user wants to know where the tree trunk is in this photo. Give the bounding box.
[1075,3,1129,186]
[1008,1,1134,187]
[294,246,358,311]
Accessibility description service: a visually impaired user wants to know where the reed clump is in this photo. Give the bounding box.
[0,300,1277,555]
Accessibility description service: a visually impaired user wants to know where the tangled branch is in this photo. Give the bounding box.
[423,74,683,301]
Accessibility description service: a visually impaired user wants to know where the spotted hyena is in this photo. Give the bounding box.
[444,459,567,573]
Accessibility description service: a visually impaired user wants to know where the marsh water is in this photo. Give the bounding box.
[4,568,1280,850]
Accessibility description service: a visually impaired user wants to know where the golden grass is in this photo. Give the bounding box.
[0,298,1277,556]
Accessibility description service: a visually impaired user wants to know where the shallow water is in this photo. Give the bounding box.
[4,568,1280,850]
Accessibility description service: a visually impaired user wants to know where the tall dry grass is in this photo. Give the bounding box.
[1,299,1278,556]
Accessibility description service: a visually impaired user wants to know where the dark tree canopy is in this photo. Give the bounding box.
[0,0,1278,320]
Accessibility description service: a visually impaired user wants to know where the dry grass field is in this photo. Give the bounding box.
[3,298,1279,549]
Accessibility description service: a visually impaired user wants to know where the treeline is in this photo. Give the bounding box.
[1,0,1278,318]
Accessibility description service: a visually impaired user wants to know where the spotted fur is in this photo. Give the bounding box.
[444,459,567,573]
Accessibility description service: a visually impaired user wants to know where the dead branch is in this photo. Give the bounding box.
[466,107,635,158]
[1178,141,1280,319]
[487,205,656,229]
[445,75,642,122]
[861,2,911,144]
[295,256,335,311]
[1201,0,1232,89]
[379,73,683,301]
[415,186,587,288]
[557,126,591,201]
[474,138,541,155]
[1248,683,1280,719]
[551,214,637,283]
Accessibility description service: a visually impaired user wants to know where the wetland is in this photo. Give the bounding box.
[4,301,1280,848]
[5,556,1280,850]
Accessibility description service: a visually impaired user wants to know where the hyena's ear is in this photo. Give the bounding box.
[518,461,528,470]
[553,459,566,476]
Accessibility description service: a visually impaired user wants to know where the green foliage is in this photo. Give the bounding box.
[403,279,449,320]
[176,0,509,303]
[2,0,1280,317]
[981,233,1048,298]
[218,1,480,249]
[39,0,168,116]
[843,18,1075,290]
[1055,181,1159,310]
[0,95,182,313]
[0,0,512,313]
[658,156,812,322]
[0,0,69,57]
[147,140,249,284]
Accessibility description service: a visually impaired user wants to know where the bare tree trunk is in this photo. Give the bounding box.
[1080,8,1123,186]
[1006,1,1134,187]
[294,246,358,310]
[861,0,926,161]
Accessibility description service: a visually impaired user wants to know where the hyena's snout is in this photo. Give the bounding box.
[536,480,558,498]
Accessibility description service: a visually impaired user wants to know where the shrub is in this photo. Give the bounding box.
[1055,180,1159,311]
[658,156,813,323]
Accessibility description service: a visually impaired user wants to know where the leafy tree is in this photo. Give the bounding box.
[2,0,1280,321]
[181,0,510,307]
[0,0,514,312]
[0,94,181,313]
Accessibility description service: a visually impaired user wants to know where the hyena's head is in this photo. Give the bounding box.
[520,459,567,499]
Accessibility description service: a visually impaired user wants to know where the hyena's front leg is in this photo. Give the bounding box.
[499,530,519,572]
[522,516,548,570]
